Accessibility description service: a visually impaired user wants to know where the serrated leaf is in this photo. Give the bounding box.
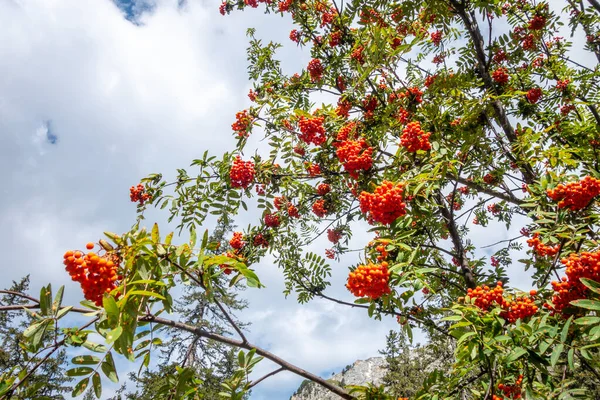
[507,347,527,363]
[151,223,160,244]
[101,352,119,383]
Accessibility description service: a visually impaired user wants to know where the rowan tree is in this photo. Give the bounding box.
[3,0,600,399]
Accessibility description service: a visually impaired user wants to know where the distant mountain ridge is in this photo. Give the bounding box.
[289,357,387,400]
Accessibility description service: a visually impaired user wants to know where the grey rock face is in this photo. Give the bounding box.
[289,357,386,400]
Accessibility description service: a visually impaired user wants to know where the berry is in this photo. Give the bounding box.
[312,199,328,217]
[232,110,253,137]
[492,67,509,85]
[527,233,560,257]
[298,116,326,146]
[333,138,374,178]
[229,232,244,250]
[528,15,547,30]
[400,121,431,153]
[307,59,324,82]
[430,30,442,46]
[130,184,151,205]
[289,29,300,43]
[317,183,331,196]
[547,176,600,211]
[549,251,600,315]
[264,213,280,228]
[526,88,543,104]
[327,229,342,243]
[359,181,407,225]
[86,242,95,250]
[346,262,391,299]
[229,156,256,189]
[64,247,120,306]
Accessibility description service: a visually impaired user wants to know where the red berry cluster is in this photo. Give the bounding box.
[548,251,600,315]
[487,203,501,215]
[307,58,323,82]
[329,30,342,47]
[400,121,431,152]
[229,156,256,189]
[325,249,335,259]
[229,232,244,250]
[298,116,326,146]
[253,234,269,248]
[483,173,498,185]
[312,199,328,217]
[334,138,374,178]
[287,204,300,218]
[346,262,391,299]
[494,375,523,400]
[430,30,442,46]
[335,99,352,118]
[293,144,306,156]
[274,196,286,210]
[528,15,547,30]
[527,233,560,257]
[289,29,300,43]
[130,184,151,205]
[492,67,509,84]
[327,229,342,243]
[396,108,410,125]
[556,79,570,91]
[232,110,253,137]
[317,183,331,195]
[424,75,437,88]
[264,213,280,228]
[277,0,292,12]
[64,244,120,306]
[493,49,507,63]
[305,163,322,176]
[359,181,407,225]
[526,88,543,104]
[351,45,365,64]
[546,176,600,211]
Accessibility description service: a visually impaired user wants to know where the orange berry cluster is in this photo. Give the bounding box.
[229,232,244,250]
[359,181,407,225]
[549,251,600,315]
[526,233,560,257]
[307,58,323,82]
[400,121,431,152]
[232,110,253,137]
[500,296,538,323]
[274,196,286,210]
[317,183,330,195]
[64,244,119,306]
[467,282,505,311]
[334,138,374,178]
[336,121,358,141]
[492,67,509,85]
[528,15,547,30]
[327,229,342,243]
[350,45,365,64]
[298,116,326,146]
[546,176,600,211]
[130,184,151,205]
[494,375,523,400]
[430,30,442,46]
[346,262,391,299]
[312,199,328,217]
[229,156,255,189]
[467,283,538,323]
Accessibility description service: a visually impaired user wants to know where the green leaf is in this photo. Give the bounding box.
[570,299,600,311]
[551,343,564,367]
[126,290,165,300]
[561,316,573,343]
[101,352,119,383]
[39,285,51,316]
[567,348,575,371]
[457,331,477,345]
[103,295,119,327]
[66,367,94,377]
[105,326,123,344]
[83,341,108,353]
[52,286,65,315]
[151,223,160,244]
[574,316,600,325]
[72,355,101,365]
[92,372,102,398]
[507,347,528,363]
[71,377,89,397]
[56,306,73,320]
[580,278,600,295]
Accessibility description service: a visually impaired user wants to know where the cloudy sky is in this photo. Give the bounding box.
[0,0,406,398]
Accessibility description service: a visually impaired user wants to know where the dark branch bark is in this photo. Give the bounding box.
[140,314,355,399]
[248,367,285,388]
